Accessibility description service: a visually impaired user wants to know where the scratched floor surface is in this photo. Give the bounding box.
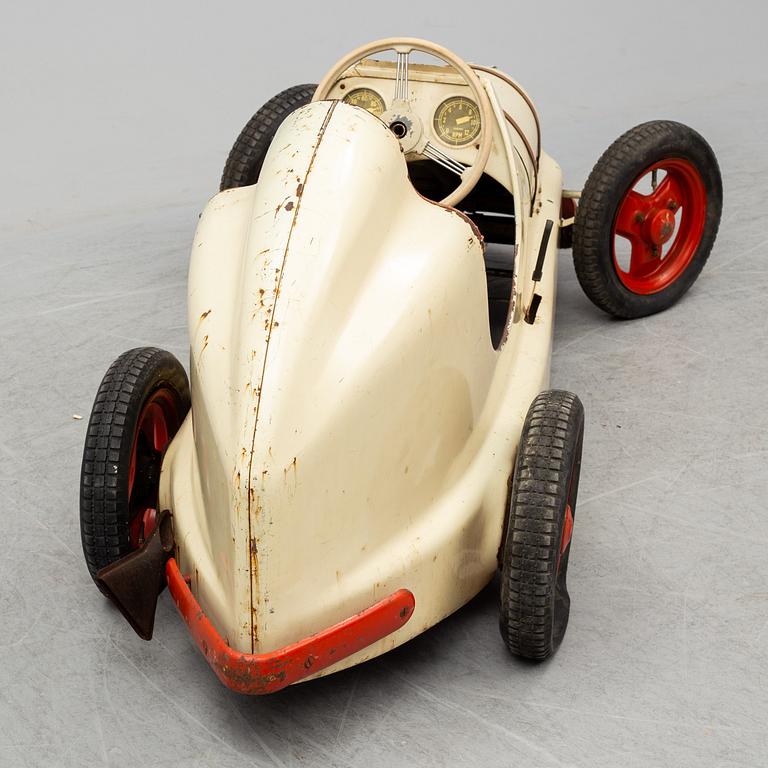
[2,2,768,766]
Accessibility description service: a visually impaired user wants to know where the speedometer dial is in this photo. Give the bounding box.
[342,88,386,117]
[433,97,481,147]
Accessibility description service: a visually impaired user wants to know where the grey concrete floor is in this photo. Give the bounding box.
[2,2,768,766]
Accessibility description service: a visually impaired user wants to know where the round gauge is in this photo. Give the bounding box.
[342,88,386,117]
[433,97,481,147]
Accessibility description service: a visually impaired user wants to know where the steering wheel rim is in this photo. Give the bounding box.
[313,37,494,208]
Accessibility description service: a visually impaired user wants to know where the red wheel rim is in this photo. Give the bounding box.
[557,440,580,575]
[612,158,707,294]
[559,504,573,557]
[127,389,179,549]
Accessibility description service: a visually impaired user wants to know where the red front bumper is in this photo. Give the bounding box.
[165,558,415,694]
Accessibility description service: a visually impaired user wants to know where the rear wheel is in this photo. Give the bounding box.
[500,390,584,660]
[219,84,317,191]
[573,121,722,318]
[79,348,190,583]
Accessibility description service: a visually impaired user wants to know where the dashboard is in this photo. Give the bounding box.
[343,86,482,148]
[323,59,487,166]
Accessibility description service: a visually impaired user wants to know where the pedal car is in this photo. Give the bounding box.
[79,38,722,693]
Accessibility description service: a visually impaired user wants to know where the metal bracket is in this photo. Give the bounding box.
[95,510,175,640]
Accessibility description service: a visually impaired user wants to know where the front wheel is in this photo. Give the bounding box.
[500,390,584,661]
[573,120,722,318]
[79,347,190,583]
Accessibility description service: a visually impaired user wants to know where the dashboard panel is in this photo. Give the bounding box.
[324,58,539,209]
[329,60,485,163]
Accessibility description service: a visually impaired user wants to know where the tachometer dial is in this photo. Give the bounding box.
[433,97,481,147]
[342,88,386,117]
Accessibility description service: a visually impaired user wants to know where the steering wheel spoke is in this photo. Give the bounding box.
[421,141,466,177]
[394,51,410,103]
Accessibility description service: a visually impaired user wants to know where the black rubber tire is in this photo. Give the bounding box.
[500,390,584,661]
[572,120,722,318]
[79,347,190,582]
[219,84,318,191]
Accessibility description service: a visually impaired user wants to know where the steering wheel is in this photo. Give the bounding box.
[313,38,494,208]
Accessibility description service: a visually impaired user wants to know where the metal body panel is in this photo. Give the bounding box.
[160,89,562,679]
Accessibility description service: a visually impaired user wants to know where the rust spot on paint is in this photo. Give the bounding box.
[285,201,294,211]
[296,182,304,196]
[200,309,212,320]
[201,335,209,354]
[283,456,297,484]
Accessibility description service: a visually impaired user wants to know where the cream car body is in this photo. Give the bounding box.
[159,40,563,680]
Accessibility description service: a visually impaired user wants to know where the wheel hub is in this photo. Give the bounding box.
[381,108,422,153]
[645,208,676,246]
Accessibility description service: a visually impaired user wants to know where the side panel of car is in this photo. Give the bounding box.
[304,151,564,679]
